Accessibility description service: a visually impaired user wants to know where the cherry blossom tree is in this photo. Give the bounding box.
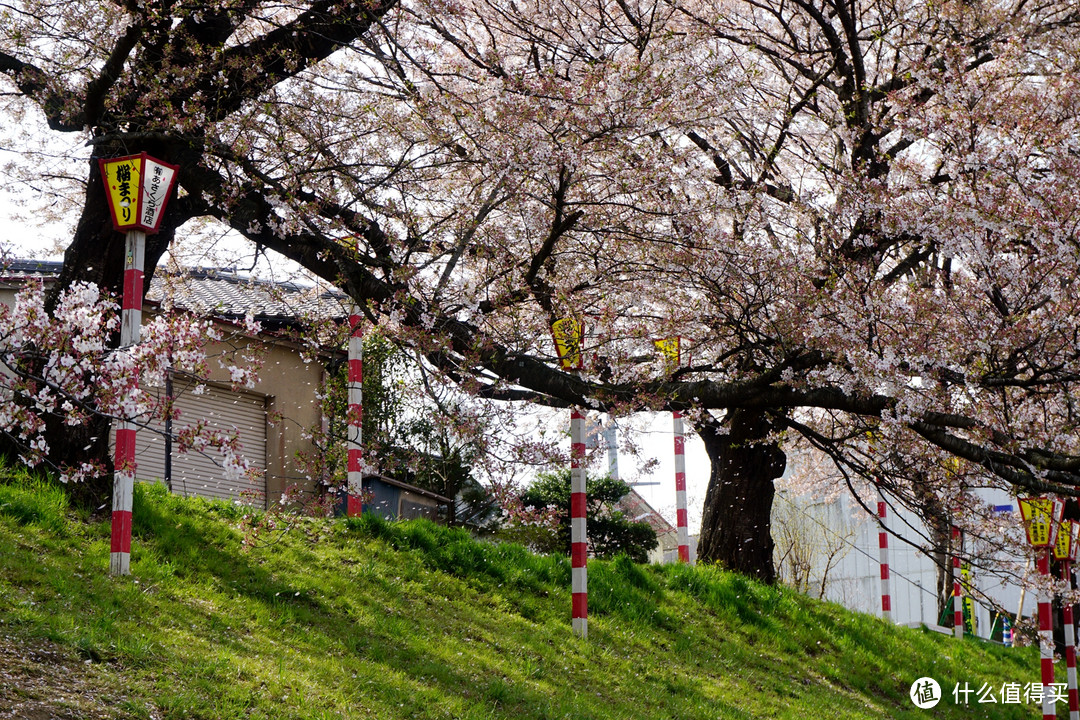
[0,279,259,499]
[4,0,1080,585]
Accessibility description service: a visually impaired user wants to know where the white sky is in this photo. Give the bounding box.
[600,411,710,535]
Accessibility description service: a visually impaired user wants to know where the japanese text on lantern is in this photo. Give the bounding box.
[142,163,166,227]
[1054,524,1071,561]
[551,317,584,370]
[99,153,179,234]
[103,158,140,226]
[1018,497,1062,548]
[1054,519,1079,561]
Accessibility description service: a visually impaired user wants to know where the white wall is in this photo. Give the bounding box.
[776,487,1024,637]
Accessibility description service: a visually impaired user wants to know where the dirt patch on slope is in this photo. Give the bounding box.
[0,635,132,720]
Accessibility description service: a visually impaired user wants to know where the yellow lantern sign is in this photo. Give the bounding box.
[551,317,584,370]
[1053,521,1070,560]
[653,337,681,368]
[1018,497,1065,548]
[99,153,180,234]
[960,564,977,635]
[1055,519,1080,562]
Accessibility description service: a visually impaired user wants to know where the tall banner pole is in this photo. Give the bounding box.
[345,307,364,516]
[877,497,891,622]
[1019,496,1065,720]
[110,229,145,576]
[1038,548,1057,720]
[553,316,588,638]
[951,524,963,639]
[1056,518,1080,720]
[100,152,179,577]
[1063,558,1079,720]
[653,337,689,564]
[672,411,690,564]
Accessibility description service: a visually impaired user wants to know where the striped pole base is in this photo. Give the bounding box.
[1038,550,1056,720]
[110,230,145,576]
[1064,561,1079,720]
[345,308,364,516]
[110,462,135,575]
[952,525,963,638]
[673,412,690,564]
[877,500,891,621]
[570,409,587,638]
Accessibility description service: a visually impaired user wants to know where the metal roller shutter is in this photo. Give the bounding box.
[127,378,268,505]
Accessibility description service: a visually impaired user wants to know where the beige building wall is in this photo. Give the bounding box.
[173,328,329,506]
[0,281,332,506]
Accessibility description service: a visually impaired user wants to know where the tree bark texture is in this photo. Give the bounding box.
[907,472,952,623]
[697,409,787,584]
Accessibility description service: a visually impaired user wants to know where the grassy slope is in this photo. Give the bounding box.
[0,471,1046,720]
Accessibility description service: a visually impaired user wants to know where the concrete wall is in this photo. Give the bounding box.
[775,487,1023,638]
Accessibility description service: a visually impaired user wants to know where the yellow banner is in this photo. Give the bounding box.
[1054,520,1071,561]
[961,564,976,635]
[653,337,681,368]
[101,155,142,229]
[551,317,584,370]
[1019,497,1061,548]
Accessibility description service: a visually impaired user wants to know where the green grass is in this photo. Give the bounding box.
[0,472,1050,719]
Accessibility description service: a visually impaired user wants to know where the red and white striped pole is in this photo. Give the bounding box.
[672,411,690,563]
[571,409,588,638]
[877,499,891,622]
[1064,558,1079,720]
[1038,548,1057,720]
[110,230,145,576]
[345,308,364,516]
[952,524,964,638]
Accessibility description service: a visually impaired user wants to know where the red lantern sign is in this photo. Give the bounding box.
[99,152,180,234]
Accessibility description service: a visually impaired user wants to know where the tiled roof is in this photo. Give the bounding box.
[150,268,350,324]
[616,488,676,536]
[0,260,350,325]
[1,259,65,276]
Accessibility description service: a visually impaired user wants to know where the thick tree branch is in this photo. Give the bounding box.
[0,51,82,131]
[208,0,401,123]
[84,20,144,127]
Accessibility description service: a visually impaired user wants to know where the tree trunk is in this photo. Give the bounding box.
[907,473,952,624]
[696,409,787,584]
